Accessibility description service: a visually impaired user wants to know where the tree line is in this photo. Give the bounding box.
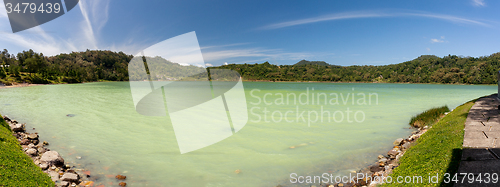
[1,48,499,85]
[210,53,500,84]
[0,49,132,84]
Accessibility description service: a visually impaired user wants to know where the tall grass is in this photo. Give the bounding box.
[409,106,450,128]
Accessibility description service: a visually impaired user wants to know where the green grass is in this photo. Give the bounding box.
[0,114,54,187]
[382,101,475,187]
[409,106,450,128]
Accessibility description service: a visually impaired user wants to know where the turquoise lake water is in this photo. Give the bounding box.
[0,82,496,186]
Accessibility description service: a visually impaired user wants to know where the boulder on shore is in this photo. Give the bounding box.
[60,172,79,182]
[26,148,37,156]
[27,133,39,140]
[10,123,24,132]
[369,164,383,172]
[40,151,64,166]
[393,138,404,146]
[48,171,59,182]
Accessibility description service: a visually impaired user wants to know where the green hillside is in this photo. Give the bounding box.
[2,48,500,85]
[211,52,500,84]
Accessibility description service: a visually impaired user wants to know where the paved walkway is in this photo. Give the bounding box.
[456,94,500,187]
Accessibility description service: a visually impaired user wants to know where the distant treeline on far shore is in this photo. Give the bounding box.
[1,49,499,85]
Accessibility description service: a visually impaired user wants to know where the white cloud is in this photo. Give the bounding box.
[0,0,112,56]
[78,0,111,49]
[0,3,7,18]
[426,48,431,51]
[202,48,311,63]
[406,13,489,27]
[472,0,486,7]
[259,11,490,30]
[430,38,444,43]
[224,62,228,65]
[201,43,251,50]
[205,63,213,67]
[259,11,389,30]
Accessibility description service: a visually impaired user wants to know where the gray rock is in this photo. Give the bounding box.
[11,123,24,132]
[39,163,49,170]
[28,143,35,149]
[48,171,59,182]
[40,151,65,166]
[60,181,69,187]
[388,148,400,157]
[396,154,402,161]
[26,148,37,155]
[369,164,383,172]
[60,173,79,182]
[378,157,388,163]
[27,133,38,140]
[402,142,411,150]
[19,139,30,145]
[38,147,47,154]
[393,138,404,146]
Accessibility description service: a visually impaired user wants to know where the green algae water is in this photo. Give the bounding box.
[0,82,496,186]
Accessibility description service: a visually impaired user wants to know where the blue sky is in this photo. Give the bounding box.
[0,0,499,66]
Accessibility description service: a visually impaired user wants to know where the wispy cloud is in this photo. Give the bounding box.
[405,13,489,26]
[202,48,275,61]
[78,0,111,49]
[430,38,444,43]
[200,43,252,50]
[472,0,486,7]
[258,11,490,30]
[259,11,389,30]
[0,1,112,56]
[202,48,311,62]
[430,36,446,43]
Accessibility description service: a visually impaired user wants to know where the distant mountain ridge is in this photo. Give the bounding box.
[294,60,330,66]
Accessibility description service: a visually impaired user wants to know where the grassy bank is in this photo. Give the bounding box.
[0,114,53,186]
[382,100,475,187]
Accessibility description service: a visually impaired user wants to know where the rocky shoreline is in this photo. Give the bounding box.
[347,126,432,187]
[3,115,128,187]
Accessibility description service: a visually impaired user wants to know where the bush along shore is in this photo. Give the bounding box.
[306,106,451,187]
[1,115,129,187]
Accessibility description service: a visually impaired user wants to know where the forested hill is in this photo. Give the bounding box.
[211,53,500,84]
[294,60,330,66]
[1,48,500,85]
[0,49,133,84]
